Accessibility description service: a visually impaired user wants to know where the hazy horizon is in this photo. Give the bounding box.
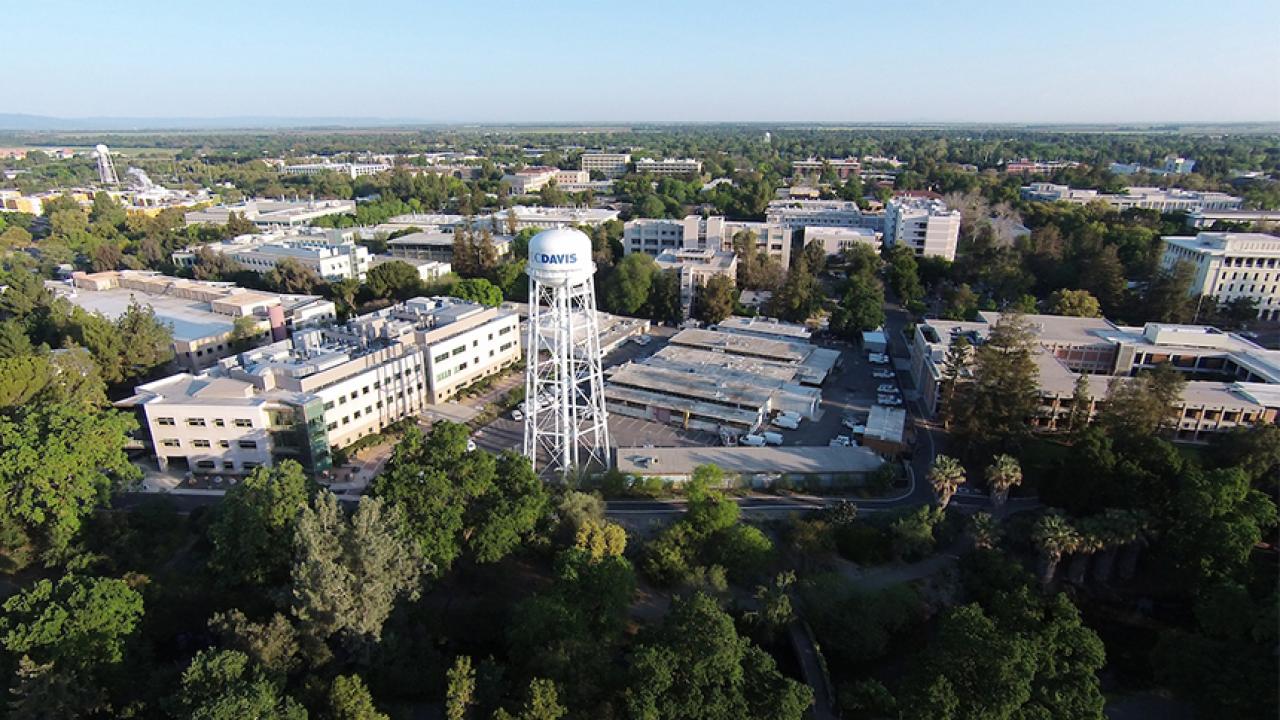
[6,0,1279,124]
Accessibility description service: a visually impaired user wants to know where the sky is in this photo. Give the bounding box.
[6,0,1280,123]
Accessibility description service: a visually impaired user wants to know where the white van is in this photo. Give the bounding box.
[741,434,767,446]
[772,415,800,430]
[762,431,784,446]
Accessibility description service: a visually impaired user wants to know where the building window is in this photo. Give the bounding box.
[324,401,335,410]
[339,395,348,404]
[233,419,252,428]
[451,347,465,356]
[223,460,235,470]
[219,439,230,448]
[161,438,180,448]
[192,439,211,448]
[327,422,337,431]
[214,418,226,427]
[237,440,257,450]
[196,460,216,470]
[187,418,207,427]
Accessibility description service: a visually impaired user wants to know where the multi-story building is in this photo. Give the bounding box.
[884,197,962,260]
[623,215,790,267]
[177,228,371,282]
[1161,232,1280,320]
[634,158,702,176]
[653,249,738,318]
[1020,183,1244,212]
[766,199,883,232]
[120,297,521,476]
[281,161,391,178]
[184,199,356,228]
[792,158,861,179]
[1185,209,1280,229]
[1005,159,1082,174]
[47,270,335,371]
[386,231,511,264]
[501,166,586,194]
[909,312,1280,443]
[369,255,452,283]
[580,152,631,177]
[482,205,619,231]
[803,226,881,256]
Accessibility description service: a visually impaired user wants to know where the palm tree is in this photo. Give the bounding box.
[928,454,966,509]
[1032,512,1080,586]
[985,454,1022,508]
[1089,509,1141,585]
[967,511,1001,550]
[1067,518,1106,585]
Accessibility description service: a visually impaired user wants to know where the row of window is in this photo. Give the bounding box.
[156,416,253,428]
[160,438,258,450]
[321,368,420,411]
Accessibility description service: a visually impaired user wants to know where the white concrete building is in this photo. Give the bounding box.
[884,197,962,260]
[634,158,702,175]
[47,270,335,371]
[580,152,631,177]
[483,205,619,231]
[184,199,356,228]
[1162,232,1280,319]
[369,255,452,283]
[803,226,881,256]
[281,162,391,178]
[120,297,521,476]
[386,231,512,264]
[181,228,371,282]
[500,166,586,194]
[1021,183,1244,212]
[792,158,861,179]
[766,199,883,232]
[653,249,738,318]
[624,215,790,267]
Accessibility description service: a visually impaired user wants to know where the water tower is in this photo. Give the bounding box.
[94,144,118,185]
[523,227,611,477]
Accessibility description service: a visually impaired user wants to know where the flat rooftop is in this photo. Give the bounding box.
[713,315,812,342]
[49,284,234,342]
[615,445,884,477]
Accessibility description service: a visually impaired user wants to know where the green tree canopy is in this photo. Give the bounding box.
[208,460,311,589]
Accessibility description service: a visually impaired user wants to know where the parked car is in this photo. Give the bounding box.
[872,369,896,379]
[876,383,898,394]
[868,354,890,365]
[772,415,801,430]
[741,434,767,447]
[877,395,903,407]
[762,431,784,446]
[631,334,652,346]
[778,410,803,421]
[510,409,524,421]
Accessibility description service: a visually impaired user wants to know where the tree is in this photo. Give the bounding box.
[0,401,138,560]
[453,277,503,307]
[229,315,262,353]
[327,674,388,720]
[225,211,258,236]
[209,610,301,681]
[623,592,812,720]
[467,451,550,564]
[1101,363,1185,439]
[371,423,496,573]
[0,574,143,671]
[1047,289,1101,317]
[985,454,1022,507]
[173,649,306,720]
[291,492,424,655]
[938,335,971,430]
[646,269,683,324]
[884,245,923,307]
[192,246,247,281]
[266,258,324,294]
[366,260,422,300]
[744,571,795,641]
[928,455,966,509]
[208,460,310,588]
[605,253,656,315]
[952,311,1040,453]
[1166,467,1277,587]
[769,255,818,322]
[574,517,627,561]
[1066,374,1093,435]
[968,512,1001,550]
[692,274,736,324]
[829,276,885,338]
[1032,512,1080,585]
[445,655,476,720]
[0,320,33,359]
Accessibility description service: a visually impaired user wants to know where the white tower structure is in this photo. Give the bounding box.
[523,228,611,478]
[94,144,118,184]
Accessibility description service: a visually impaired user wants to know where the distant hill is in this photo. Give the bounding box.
[0,113,432,131]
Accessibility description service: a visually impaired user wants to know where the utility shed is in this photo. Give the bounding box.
[862,405,908,455]
[862,329,888,354]
[615,445,884,486]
